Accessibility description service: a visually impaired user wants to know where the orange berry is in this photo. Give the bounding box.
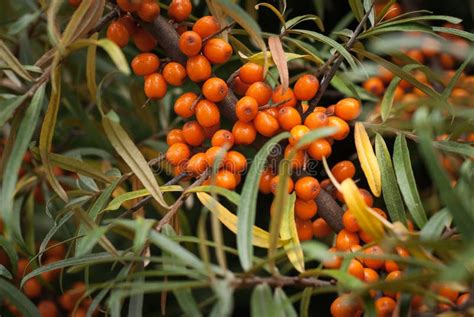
[327,116,350,140]
[38,300,59,317]
[270,176,294,194]
[312,218,332,238]
[295,199,317,220]
[295,176,320,201]
[45,241,66,259]
[202,77,228,102]
[265,107,279,118]
[348,259,364,280]
[322,247,342,269]
[163,62,187,86]
[68,0,82,7]
[174,92,198,118]
[131,53,160,76]
[187,153,209,175]
[289,125,310,148]
[307,138,332,160]
[331,161,356,183]
[385,270,402,298]
[211,129,234,149]
[295,218,313,241]
[259,168,275,194]
[335,229,360,251]
[205,146,226,167]
[284,144,305,170]
[239,62,264,84]
[335,98,361,121]
[133,28,157,52]
[215,169,237,190]
[59,293,75,311]
[168,0,192,22]
[437,285,459,302]
[232,76,250,95]
[457,293,470,306]
[144,73,167,99]
[372,208,388,219]
[203,38,233,64]
[359,189,373,207]
[294,74,319,100]
[117,0,142,12]
[278,106,302,131]
[118,15,137,36]
[362,245,384,270]
[342,210,360,233]
[254,111,280,137]
[107,21,129,48]
[166,142,191,165]
[375,297,397,317]
[193,16,220,39]
[272,86,297,108]
[363,77,385,96]
[186,55,212,82]
[363,267,379,283]
[236,96,259,122]
[195,99,220,127]
[182,121,206,146]
[137,1,160,22]
[232,121,257,145]
[304,111,328,130]
[384,260,399,273]
[406,49,425,64]
[179,31,202,57]
[23,278,42,298]
[330,294,362,317]
[224,151,247,173]
[245,81,272,106]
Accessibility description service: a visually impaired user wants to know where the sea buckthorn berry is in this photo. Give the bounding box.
[117,0,142,12]
[254,111,280,137]
[375,297,397,317]
[385,270,402,298]
[216,169,237,190]
[131,53,160,76]
[295,176,320,201]
[163,62,187,86]
[294,74,320,101]
[332,161,356,183]
[284,144,305,170]
[245,81,272,106]
[383,259,398,273]
[225,151,247,173]
[304,111,328,130]
[232,121,257,145]
[335,229,360,251]
[133,28,157,52]
[359,189,373,207]
[239,62,264,84]
[289,125,310,148]
[144,73,167,99]
[313,218,332,238]
[187,153,209,175]
[23,278,42,298]
[232,76,250,96]
[323,247,342,269]
[342,210,360,233]
[295,199,317,220]
[330,294,361,317]
[362,245,384,269]
[107,21,129,48]
[236,96,259,122]
[68,0,82,7]
[166,142,191,165]
[437,285,459,302]
[295,218,313,241]
[335,98,362,121]
[182,121,205,146]
[168,0,192,22]
[259,168,275,194]
[278,106,302,131]
[364,267,379,283]
[45,241,66,259]
[179,31,202,57]
[174,92,198,118]
[265,107,279,118]
[193,16,220,39]
[348,259,364,280]
[363,77,385,96]
[186,55,212,82]
[211,129,234,149]
[372,208,388,219]
[203,38,233,64]
[272,86,297,108]
[327,116,350,140]
[195,99,220,127]
[118,15,137,35]
[307,138,332,160]
[457,293,470,306]
[137,1,160,22]
[202,77,228,102]
[38,300,59,317]
[59,292,74,311]
[406,49,425,64]
[205,146,226,167]
[270,176,294,195]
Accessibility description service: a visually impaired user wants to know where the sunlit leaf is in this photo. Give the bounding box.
[354,122,381,197]
[104,186,183,211]
[268,35,289,92]
[280,193,304,272]
[187,185,240,205]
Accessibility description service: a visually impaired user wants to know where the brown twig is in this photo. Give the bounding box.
[202,22,236,43]
[230,275,334,289]
[88,6,120,36]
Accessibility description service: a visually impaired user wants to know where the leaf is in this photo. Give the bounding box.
[0,265,12,279]
[380,77,401,122]
[442,52,473,100]
[268,36,289,92]
[197,192,286,249]
[255,3,286,28]
[0,279,40,316]
[380,15,461,27]
[299,287,313,317]
[0,95,27,127]
[86,33,98,102]
[375,134,407,224]
[251,284,275,317]
[187,185,240,205]
[102,113,169,209]
[274,288,298,317]
[0,236,18,276]
[393,135,427,229]
[280,193,304,272]
[433,26,474,41]
[104,186,183,211]
[354,122,381,197]
[363,0,375,27]
[358,23,434,39]
[420,209,452,241]
[174,289,203,317]
[238,51,310,66]
[0,40,34,81]
[348,0,364,23]
[284,14,324,32]
[237,132,290,271]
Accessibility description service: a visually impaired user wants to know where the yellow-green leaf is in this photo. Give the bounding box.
[239,51,310,66]
[104,186,184,211]
[280,193,305,272]
[86,33,98,102]
[0,40,34,81]
[354,122,381,197]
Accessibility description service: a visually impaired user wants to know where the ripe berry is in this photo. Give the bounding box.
[168,0,192,22]
[254,111,280,137]
[186,55,212,82]
[225,151,247,173]
[335,98,362,121]
[342,210,360,233]
[437,285,459,302]
[307,138,332,160]
[363,77,385,96]
[330,294,361,317]
[304,111,328,130]
[457,293,470,306]
[205,146,226,167]
[211,129,234,149]
[131,53,160,76]
[137,1,160,22]
[187,153,209,175]
[347,259,364,280]
[327,116,350,140]
[133,28,157,52]
[202,77,228,102]
[174,92,198,118]
[375,297,397,317]
[166,129,184,146]
[179,31,202,57]
[38,300,59,317]
[295,199,317,220]
[246,81,272,106]
[215,169,237,189]
[193,16,220,39]
[323,247,342,269]
[23,278,42,298]
[236,96,259,122]
[270,176,294,194]
[182,121,206,146]
[163,62,187,86]
[289,125,310,148]
[117,0,142,12]
[107,21,129,48]
[232,121,257,145]
[239,62,264,84]
[295,218,313,241]
[384,270,402,298]
[359,189,374,207]
[68,0,82,7]
[195,99,220,127]
[166,142,191,165]
[271,86,297,108]
[278,106,302,131]
[144,73,167,99]
[335,229,360,251]
[294,74,319,101]
[295,176,320,201]
[284,144,305,170]
[363,267,379,283]
[203,38,233,64]
[259,168,275,194]
[332,161,356,183]
[45,241,66,259]
[117,15,137,35]
[362,245,385,270]
[312,217,332,238]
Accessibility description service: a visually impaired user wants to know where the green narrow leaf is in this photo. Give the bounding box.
[187,185,240,205]
[380,77,401,122]
[0,236,18,276]
[251,284,275,317]
[274,288,298,317]
[86,33,98,101]
[284,14,324,32]
[237,132,290,271]
[0,265,12,279]
[393,135,427,228]
[420,209,452,241]
[0,40,34,81]
[433,26,474,41]
[174,289,203,317]
[433,140,474,157]
[104,186,182,211]
[299,287,313,317]
[0,95,28,127]
[0,278,40,316]
[375,134,407,225]
[348,0,364,22]
[363,0,375,27]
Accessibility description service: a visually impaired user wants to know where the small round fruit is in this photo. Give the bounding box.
[332,161,356,183]
[362,245,385,270]
[327,116,350,140]
[330,294,361,317]
[270,176,294,194]
[211,129,234,149]
[294,74,319,101]
[205,146,226,167]
[289,125,310,148]
[187,153,209,175]
[232,121,257,145]
[278,106,302,131]
[23,278,42,298]
[296,218,313,241]
[168,0,192,22]
[202,77,228,102]
[182,121,206,146]
[347,259,364,280]
[195,99,220,127]
[295,199,317,220]
[137,1,160,22]
[239,62,264,84]
[186,55,212,82]
[335,229,360,251]
[203,38,233,64]
[38,300,59,317]
[192,16,220,39]
[259,169,275,194]
[163,62,187,86]
[174,92,198,118]
[363,77,385,96]
[133,28,157,52]
[131,53,160,76]
[117,0,141,12]
[335,98,362,121]
[304,111,328,130]
[179,31,202,57]
[312,218,332,238]
[295,176,320,201]
[375,297,397,317]
[307,138,332,160]
[236,96,259,122]
[107,21,129,48]
[272,86,297,108]
[342,210,360,233]
[144,73,167,99]
[225,151,247,173]
[166,142,191,165]
[215,169,237,190]
[246,81,272,106]
[254,111,280,137]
